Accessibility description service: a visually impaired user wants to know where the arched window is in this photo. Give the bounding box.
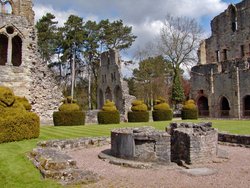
[0,0,13,14]
[229,5,237,32]
[0,34,8,65]
[220,96,230,117]
[197,96,209,117]
[12,35,22,66]
[114,85,123,112]
[99,89,104,109]
[105,87,112,101]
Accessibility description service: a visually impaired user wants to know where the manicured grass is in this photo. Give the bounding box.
[0,119,250,187]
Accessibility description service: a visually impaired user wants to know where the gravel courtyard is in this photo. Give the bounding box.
[68,145,250,188]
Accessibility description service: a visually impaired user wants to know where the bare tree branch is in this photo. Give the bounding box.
[158,15,203,71]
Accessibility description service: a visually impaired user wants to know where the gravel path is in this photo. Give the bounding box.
[68,145,250,188]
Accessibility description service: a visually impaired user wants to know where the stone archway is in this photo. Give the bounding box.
[243,95,250,117]
[12,35,22,66]
[197,96,209,117]
[114,85,123,112]
[99,89,104,109]
[220,96,230,117]
[0,34,8,65]
[105,87,112,101]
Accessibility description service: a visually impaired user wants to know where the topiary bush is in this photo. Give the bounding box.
[53,96,85,126]
[15,96,32,111]
[152,98,173,121]
[98,100,120,124]
[181,99,198,120]
[128,100,149,122]
[0,86,40,143]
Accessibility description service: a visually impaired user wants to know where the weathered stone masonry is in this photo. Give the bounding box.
[191,0,250,118]
[0,0,62,124]
[97,49,135,117]
[111,127,171,163]
[168,122,218,164]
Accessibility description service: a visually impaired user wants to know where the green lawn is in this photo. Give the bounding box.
[0,119,250,187]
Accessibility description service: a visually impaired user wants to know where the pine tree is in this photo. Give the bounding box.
[171,69,185,104]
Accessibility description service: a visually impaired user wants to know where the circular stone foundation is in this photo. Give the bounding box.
[111,126,171,163]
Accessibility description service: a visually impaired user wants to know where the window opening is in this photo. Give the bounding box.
[12,35,22,66]
[0,34,8,65]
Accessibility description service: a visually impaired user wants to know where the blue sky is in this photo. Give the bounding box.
[33,0,241,75]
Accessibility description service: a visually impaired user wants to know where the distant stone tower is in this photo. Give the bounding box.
[0,0,62,124]
[97,49,135,117]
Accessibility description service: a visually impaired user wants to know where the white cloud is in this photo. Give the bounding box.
[33,4,78,26]
[33,0,236,76]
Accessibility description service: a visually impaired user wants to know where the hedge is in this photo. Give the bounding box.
[181,99,198,120]
[97,111,120,124]
[53,111,85,126]
[181,109,198,120]
[0,112,40,143]
[128,111,149,122]
[152,110,173,121]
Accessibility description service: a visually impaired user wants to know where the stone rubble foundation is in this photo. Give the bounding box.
[28,137,110,185]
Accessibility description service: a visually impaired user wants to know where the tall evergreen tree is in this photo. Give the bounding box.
[171,69,185,104]
[99,19,137,51]
[59,15,86,99]
[36,13,58,63]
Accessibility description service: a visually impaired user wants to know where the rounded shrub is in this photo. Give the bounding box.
[0,112,40,143]
[0,86,40,143]
[53,96,85,126]
[98,100,120,124]
[53,111,85,126]
[181,99,198,120]
[128,100,149,122]
[152,98,173,121]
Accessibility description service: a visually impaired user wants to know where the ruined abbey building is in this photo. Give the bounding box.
[0,0,62,124]
[97,49,135,118]
[191,0,250,118]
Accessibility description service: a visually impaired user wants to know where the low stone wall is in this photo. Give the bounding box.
[218,133,250,146]
[29,137,110,185]
[38,137,110,150]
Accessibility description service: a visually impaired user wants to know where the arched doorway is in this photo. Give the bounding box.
[243,95,250,117]
[220,97,230,117]
[12,35,22,66]
[99,89,104,109]
[197,96,209,117]
[0,34,8,65]
[105,87,112,101]
[114,85,123,112]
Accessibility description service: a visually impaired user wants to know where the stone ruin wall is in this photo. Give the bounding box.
[191,0,250,118]
[0,0,62,124]
[111,123,218,165]
[168,122,218,164]
[97,49,135,118]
